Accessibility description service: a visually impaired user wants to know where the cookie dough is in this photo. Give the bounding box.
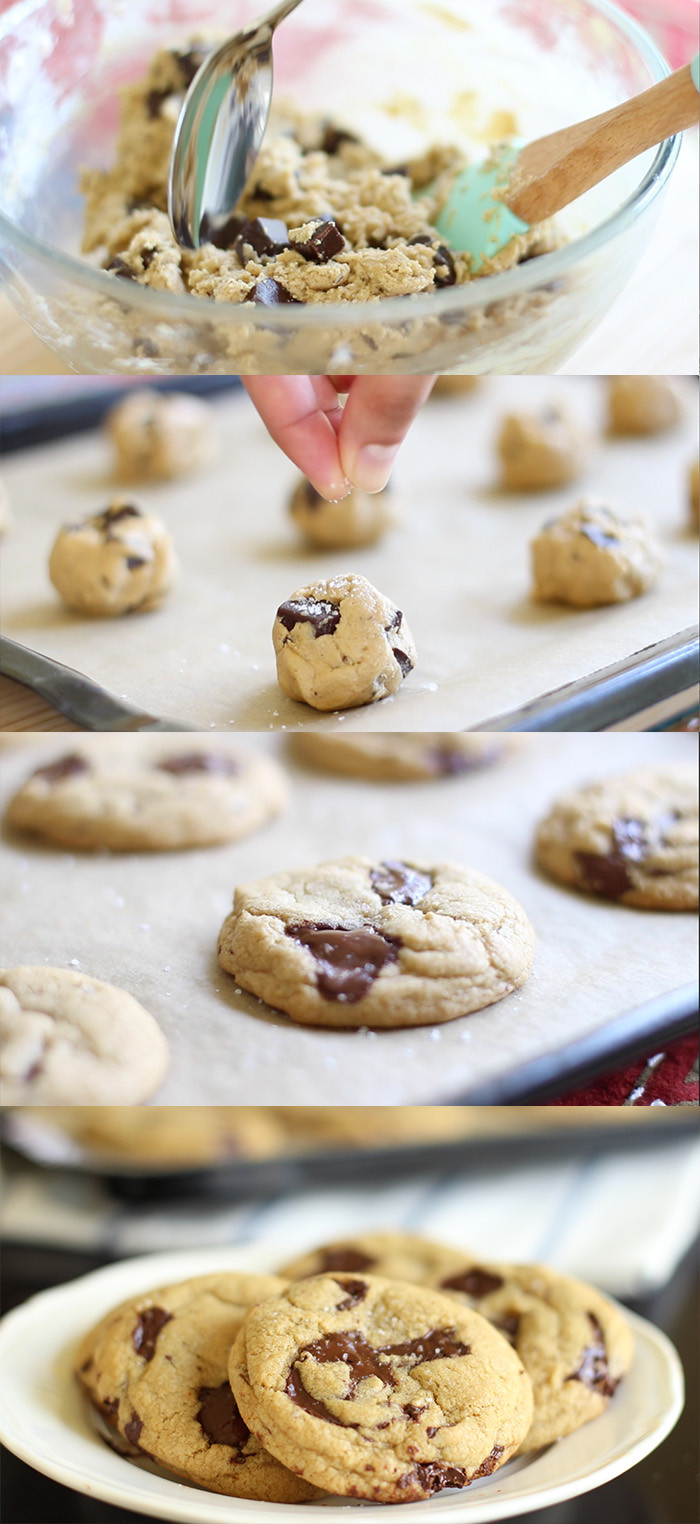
[107,387,214,481]
[425,1253,635,1451]
[0,966,168,1105]
[432,377,481,397]
[76,1271,318,1500]
[689,459,699,531]
[535,765,698,911]
[49,500,177,616]
[217,853,535,1029]
[497,405,586,491]
[288,732,506,781]
[289,477,397,549]
[5,747,287,852]
[607,377,683,436]
[81,45,558,308]
[229,1272,533,1501]
[531,499,662,607]
[273,573,416,710]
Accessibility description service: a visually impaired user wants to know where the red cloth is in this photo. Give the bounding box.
[547,1035,699,1107]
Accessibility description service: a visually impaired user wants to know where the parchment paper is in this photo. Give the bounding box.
[1,731,695,1104]
[1,378,697,732]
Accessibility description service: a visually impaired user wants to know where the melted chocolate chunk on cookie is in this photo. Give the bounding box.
[579,525,620,549]
[105,255,139,280]
[318,1247,376,1272]
[441,1268,505,1298]
[32,754,89,785]
[132,1306,172,1361]
[197,1383,250,1454]
[429,745,499,775]
[157,753,240,777]
[99,1395,119,1426]
[576,816,647,898]
[294,219,346,263]
[370,861,432,906]
[335,1278,369,1310]
[244,278,302,306]
[567,1314,617,1398]
[471,1445,505,1479]
[124,1413,143,1447]
[285,923,400,1002]
[277,597,341,636]
[99,504,143,529]
[287,1325,471,1426]
[125,556,147,570]
[400,1462,470,1493]
[234,217,291,260]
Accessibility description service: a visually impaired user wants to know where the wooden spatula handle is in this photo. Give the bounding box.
[506,61,699,226]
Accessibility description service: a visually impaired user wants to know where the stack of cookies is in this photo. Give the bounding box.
[76,1230,634,1504]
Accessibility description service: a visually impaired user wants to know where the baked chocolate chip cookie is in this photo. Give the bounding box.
[229,1272,533,1500]
[217,854,535,1028]
[288,732,505,782]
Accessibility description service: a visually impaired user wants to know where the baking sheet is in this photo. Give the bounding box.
[1,378,697,732]
[1,731,696,1105]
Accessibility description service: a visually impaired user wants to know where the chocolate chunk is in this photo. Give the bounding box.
[124,1413,143,1447]
[32,754,89,785]
[321,124,359,154]
[197,1383,250,1452]
[441,1268,505,1298]
[99,1396,119,1426]
[318,1247,375,1273]
[125,556,147,570]
[392,647,414,678]
[576,816,647,899]
[277,597,341,637]
[157,753,240,777]
[493,1312,520,1342]
[200,211,247,249]
[408,235,433,246]
[579,524,619,549]
[385,1329,470,1362]
[433,245,457,287]
[145,88,168,119]
[370,861,432,906]
[244,278,302,306]
[428,745,500,776]
[335,1278,369,1310]
[401,1462,469,1493]
[566,1314,617,1397]
[134,337,159,359]
[132,1306,172,1361]
[234,217,291,260]
[99,503,143,527]
[294,219,345,264]
[385,608,403,631]
[285,922,400,1003]
[172,45,208,88]
[471,1444,505,1479]
[139,246,157,271]
[382,164,410,178]
[403,1402,426,1421]
[105,256,138,280]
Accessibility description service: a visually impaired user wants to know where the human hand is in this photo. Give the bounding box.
[242,376,437,499]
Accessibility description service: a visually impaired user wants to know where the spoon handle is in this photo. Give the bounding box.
[251,0,305,36]
[506,57,699,226]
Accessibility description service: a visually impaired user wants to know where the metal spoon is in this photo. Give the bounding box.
[168,0,305,250]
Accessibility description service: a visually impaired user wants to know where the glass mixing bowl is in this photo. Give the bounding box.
[0,0,679,375]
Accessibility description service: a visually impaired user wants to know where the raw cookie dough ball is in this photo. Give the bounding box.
[0,966,169,1105]
[0,477,11,534]
[689,459,699,530]
[273,573,416,710]
[289,476,397,549]
[531,499,662,607]
[432,376,481,397]
[607,376,683,436]
[49,499,178,616]
[498,404,586,491]
[107,387,214,481]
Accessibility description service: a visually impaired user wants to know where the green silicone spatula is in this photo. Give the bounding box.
[435,55,699,270]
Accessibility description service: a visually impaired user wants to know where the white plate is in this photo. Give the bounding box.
[0,1244,684,1524]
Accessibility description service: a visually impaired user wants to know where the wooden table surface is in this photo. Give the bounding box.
[0,137,697,378]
